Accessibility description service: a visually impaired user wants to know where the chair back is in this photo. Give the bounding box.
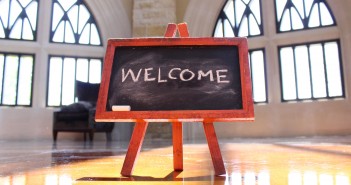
[75,80,100,105]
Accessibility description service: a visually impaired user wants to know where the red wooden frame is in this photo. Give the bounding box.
[95,37,254,123]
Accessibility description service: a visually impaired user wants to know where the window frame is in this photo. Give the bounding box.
[49,0,103,46]
[0,0,40,41]
[274,0,337,33]
[249,48,268,104]
[278,39,345,102]
[46,55,103,107]
[0,51,35,107]
[213,0,264,38]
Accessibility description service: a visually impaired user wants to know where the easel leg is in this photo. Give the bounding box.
[172,122,183,171]
[203,122,226,176]
[121,121,148,176]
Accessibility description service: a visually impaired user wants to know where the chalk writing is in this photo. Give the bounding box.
[121,68,230,83]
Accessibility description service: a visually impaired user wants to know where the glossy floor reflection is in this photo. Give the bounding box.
[0,137,351,185]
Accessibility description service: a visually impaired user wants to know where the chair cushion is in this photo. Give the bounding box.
[54,111,89,122]
[60,101,94,112]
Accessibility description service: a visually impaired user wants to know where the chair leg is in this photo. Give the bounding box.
[106,132,112,141]
[53,131,58,141]
[89,131,94,142]
[84,132,87,141]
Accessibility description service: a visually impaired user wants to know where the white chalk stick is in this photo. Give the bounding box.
[112,105,131,111]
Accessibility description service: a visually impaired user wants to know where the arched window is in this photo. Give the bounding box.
[0,0,38,106]
[276,0,336,32]
[0,0,38,40]
[214,0,263,38]
[275,0,343,101]
[50,0,101,45]
[47,0,103,106]
[214,0,267,103]
[214,0,344,103]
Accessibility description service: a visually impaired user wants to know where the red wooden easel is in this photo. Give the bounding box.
[120,23,226,176]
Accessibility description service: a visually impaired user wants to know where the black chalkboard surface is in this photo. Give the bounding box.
[96,37,254,122]
[107,45,242,111]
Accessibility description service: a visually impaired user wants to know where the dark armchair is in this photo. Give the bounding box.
[53,80,114,142]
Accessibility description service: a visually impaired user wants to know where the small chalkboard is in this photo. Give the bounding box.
[95,37,254,122]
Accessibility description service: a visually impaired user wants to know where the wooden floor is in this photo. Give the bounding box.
[0,137,351,185]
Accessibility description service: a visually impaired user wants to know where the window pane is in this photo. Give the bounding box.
[250,50,267,103]
[78,4,89,33]
[214,0,263,37]
[50,0,102,45]
[0,0,10,31]
[19,0,32,7]
[251,0,261,25]
[48,57,63,106]
[79,23,90,44]
[309,44,327,98]
[308,4,320,28]
[292,0,305,18]
[280,9,291,32]
[52,21,65,42]
[90,24,101,45]
[9,0,21,27]
[238,16,248,37]
[294,46,311,99]
[224,20,235,37]
[213,20,223,37]
[58,0,76,11]
[89,59,101,83]
[235,0,245,27]
[3,55,19,105]
[17,56,33,105]
[224,0,235,26]
[64,21,75,43]
[280,47,297,100]
[61,58,75,105]
[22,18,33,40]
[9,19,22,39]
[26,1,38,30]
[0,27,5,38]
[304,0,314,16]
[276,0,287,20]
[67,5,78,33]
[291,8,304,30]
[275,0,336,32]
[249,14,260,36]
[52,3,64,31]
[324,42,343,97]
[0,55,4,103]
[320,3,334,26]
[76,58,88,82]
